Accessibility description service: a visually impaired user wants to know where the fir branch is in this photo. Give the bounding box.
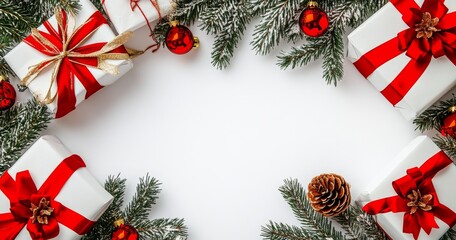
[251,0,303,56]
[124,174,161,226]
[140,218,188,240]
[441,229,456,240]
[261,221,311,240]
[321,28,344,86]
[84,175,188,240]
[433,135,456,161]
[200,1,251,69]
[334,205,386,240]
[0,99,51,174]
[278,179,344,240]
[413,95,456,132]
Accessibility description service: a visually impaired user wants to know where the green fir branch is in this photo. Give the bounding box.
[201,1,251,69]
[0,99,51,174]
[334,205,386,240]
[251,0,302,56]
[124,174,161,226]
[413,95,456,132]
[274,178,344,240]
[441,229,456,240]
[84,175,188,240]
[433,135,456,161]
[261,221,311,240]
[140,218,188,240]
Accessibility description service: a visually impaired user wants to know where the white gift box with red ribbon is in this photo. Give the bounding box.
[4,0,133,118]
[0,136,113,239]
[358,136,456,240]
[347,0,456,120]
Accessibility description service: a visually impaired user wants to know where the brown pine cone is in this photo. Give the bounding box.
[307,173,351,217]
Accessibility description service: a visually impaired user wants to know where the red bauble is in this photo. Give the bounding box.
[165,22,199,55]
[441,112,456,137]
[299,1,329,37]
[111,224,139,240]
[0,79,16,111]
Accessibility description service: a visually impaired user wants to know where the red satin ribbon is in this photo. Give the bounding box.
[362,151,456,239]
[353,0,456,106]
[24,10,127,118]
[0,155,95,240]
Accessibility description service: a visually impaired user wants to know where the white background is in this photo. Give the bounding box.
[37,20,427,240]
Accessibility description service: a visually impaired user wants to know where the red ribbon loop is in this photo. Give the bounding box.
[0,155,95,240]
[353,0,456,106]
[363,151,456,239]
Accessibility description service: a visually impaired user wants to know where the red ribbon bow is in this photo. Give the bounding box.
[353,0,456,106]
[22,9,129,118]
[362,151,456,239]
[0,155,95,240]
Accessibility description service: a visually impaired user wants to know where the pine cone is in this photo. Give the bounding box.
[307,173,351,217]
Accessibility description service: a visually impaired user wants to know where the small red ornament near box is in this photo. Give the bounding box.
[0,135,113,239]
[348,0,456,120]
[358,136,456,240]
[102,0,176,34]
[4,0,133,118]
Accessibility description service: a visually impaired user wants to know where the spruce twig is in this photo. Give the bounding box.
[83,175,188,240]
[413,95,456,132]
[334,205,386,240]
[0,99,51,174]
[262,179,344,240]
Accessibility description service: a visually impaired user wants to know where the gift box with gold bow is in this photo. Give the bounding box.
[358,136,456,240]
[348,0,456,120]
[0,135,113,239]
[102,0,175,34]
[4,0,133,118]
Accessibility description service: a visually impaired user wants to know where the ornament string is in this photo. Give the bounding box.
[362,150,456,239]
[20,7,131,118]
[0,155,93,240]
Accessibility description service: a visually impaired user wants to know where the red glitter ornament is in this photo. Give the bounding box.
[441,107,456,137]
[0,76,16,111]
[165,21,199,55]
[111,219,139,240]
[299,1,329,37]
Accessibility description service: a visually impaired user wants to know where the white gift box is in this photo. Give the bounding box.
[347,0,456,120]
[103,0,175,34]
[4,0,133,118]
[358,136,456,240]
[0,135,113,239]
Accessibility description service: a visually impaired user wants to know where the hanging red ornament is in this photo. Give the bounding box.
[0,75,16,111]
[299,1,329,37]
[111,219,139,240]
[165,21,199,55]
[441,106,456,137]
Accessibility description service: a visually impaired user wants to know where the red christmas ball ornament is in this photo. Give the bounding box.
[0,76,16,111]
[111,219,139,240]
[441,106,456,137]
[299,1,329,37]
[165,21,199,55]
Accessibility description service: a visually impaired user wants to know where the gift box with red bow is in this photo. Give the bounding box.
[0,135,113,239]
[102,0,175,34]
[4,0,133,118]
[358,136,456,240]
[348,0,456,120]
